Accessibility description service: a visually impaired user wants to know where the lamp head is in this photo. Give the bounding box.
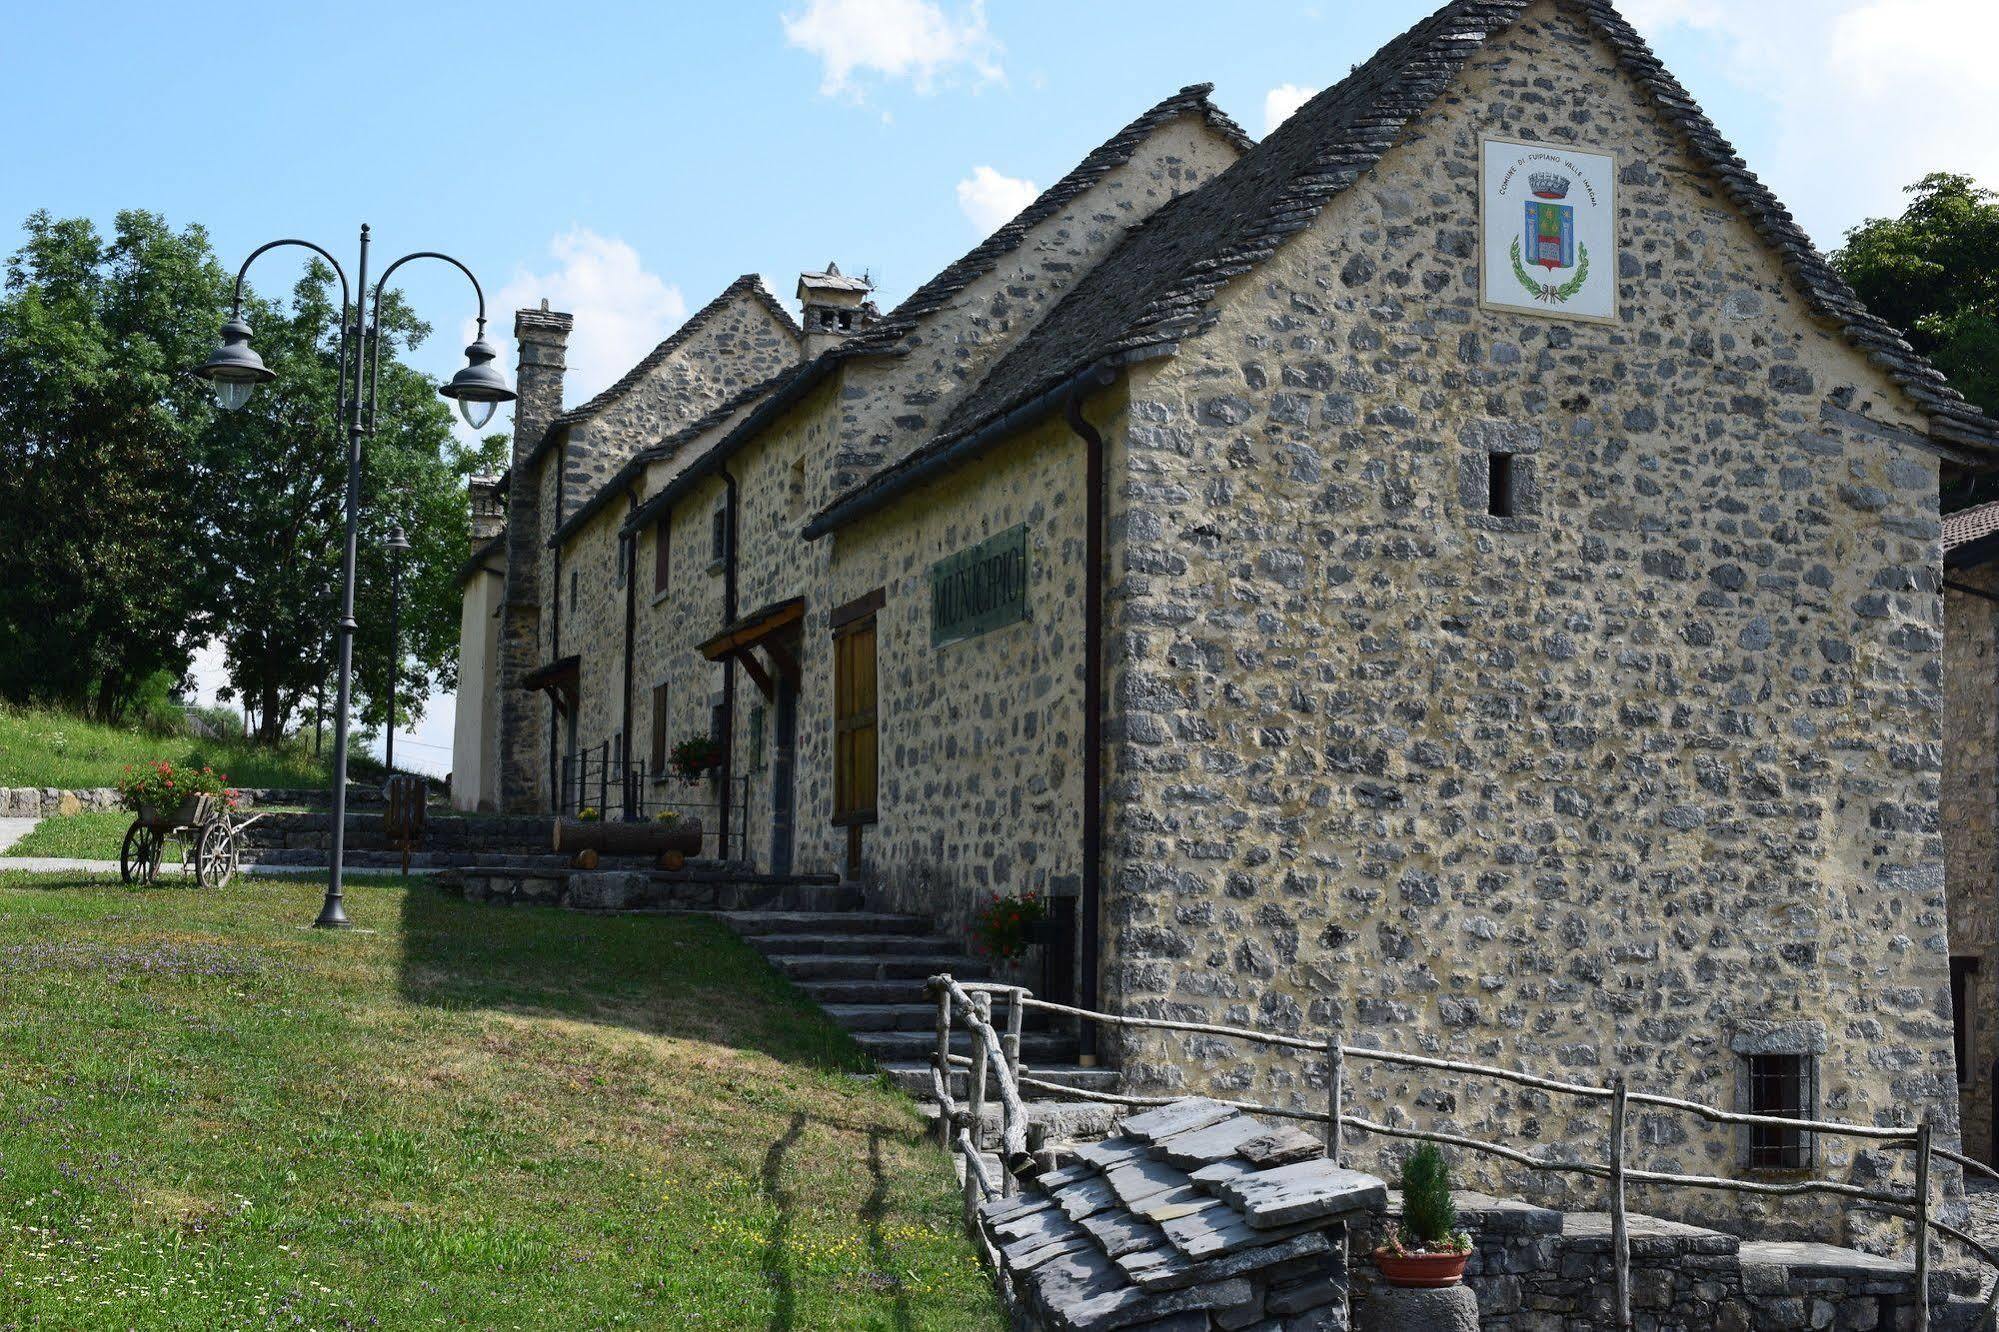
[193,314,275,411]
[385,524,411,555]
[438,334,514,430]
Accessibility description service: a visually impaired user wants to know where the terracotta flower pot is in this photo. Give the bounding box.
[1372,1247,1469,1288]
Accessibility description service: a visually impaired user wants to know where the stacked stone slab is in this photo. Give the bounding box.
[979,1097,1382,1330]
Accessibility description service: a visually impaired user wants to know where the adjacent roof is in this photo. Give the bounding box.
[455,533,505,586]
[551,369,795,548]
[525,274,801,468]
[619,82,1253,536]
[809,0,1999,537]
[1945,501,1999,551]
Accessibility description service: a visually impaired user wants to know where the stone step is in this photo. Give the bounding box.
[883,1061,1122,1099]
[718,910,932,937]
[746,932,960,957]
[824,1002,940,1032]
[851,1030,1076,1062]
[918,1098,1127,1149]
[799,978,937,1005]
[771,953,989,982]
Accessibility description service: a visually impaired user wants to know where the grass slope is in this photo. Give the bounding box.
[0,705,333,790]
[0,872,1002,1330]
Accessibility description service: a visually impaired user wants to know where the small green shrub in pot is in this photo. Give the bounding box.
[1373,1143,1473,1287]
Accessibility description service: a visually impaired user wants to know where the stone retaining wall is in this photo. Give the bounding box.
[0,786,382,817]
[1347,1194,1962,1331]
[447,864,856,915]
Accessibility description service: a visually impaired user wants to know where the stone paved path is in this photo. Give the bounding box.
[0,817,38,853]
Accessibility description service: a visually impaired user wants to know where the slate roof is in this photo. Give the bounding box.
[810,0,1999,536]
[526,274,801,466]
[612,82,1253,532]
[981,1097,1382,1330]
[1944,500,1999,552]
[551,369,793,548]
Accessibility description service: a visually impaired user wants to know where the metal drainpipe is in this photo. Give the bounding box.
[621,489,639,818]
[717,464,739,862]
[1064,369,1116,1066]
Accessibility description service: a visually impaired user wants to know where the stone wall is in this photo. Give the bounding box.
[1099,0,1956,1236]
[1945,566,1999,1162]
[818,405,1100,951]
[1349,1195,1930,1332]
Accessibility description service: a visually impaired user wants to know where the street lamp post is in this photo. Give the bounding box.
[384,523,410,774]
[194,225,512,928]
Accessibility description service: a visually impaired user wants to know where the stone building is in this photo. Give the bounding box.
[455,0,1999,1232]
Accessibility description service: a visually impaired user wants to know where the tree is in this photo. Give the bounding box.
[0,211,228,718]
[199,264,505,744]
[1834,173,1999,422]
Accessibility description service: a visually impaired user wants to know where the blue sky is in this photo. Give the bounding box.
[5,0,1993,775]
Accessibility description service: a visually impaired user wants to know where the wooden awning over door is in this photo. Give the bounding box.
[520,655,580,713]
[699,598,805,700]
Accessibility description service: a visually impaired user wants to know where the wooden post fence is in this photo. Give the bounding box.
[934,985,953,1148]
[1326,1036,1344,1165]
[1610,1074,1630,1331]
[1915,1118,1931,1332]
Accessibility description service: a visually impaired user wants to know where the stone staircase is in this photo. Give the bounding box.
[715,910,1125,1145]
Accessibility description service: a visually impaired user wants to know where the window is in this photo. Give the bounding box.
[616,534,631,590]
[1954,957,1979,1085]
[649,683,668,776]
[832,590,882,826]
[569,568,579,611]
[1745,1054,1813,1169]
[749,703,767,771]
[709,506,730,568]
[1487,452,1516,517]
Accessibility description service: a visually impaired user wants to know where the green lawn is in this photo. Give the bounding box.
[0,705,333,790]
[3,810,131,859]
[0,872,1002,1330]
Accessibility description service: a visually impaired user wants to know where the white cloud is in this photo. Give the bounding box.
[783,0,1001,98]
[487,228,686,413]
[955,165,1040,234]
[1618,0,1999,248]
[1263,83,1318,136]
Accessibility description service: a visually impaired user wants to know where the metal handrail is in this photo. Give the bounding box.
[932,976,1985,1332]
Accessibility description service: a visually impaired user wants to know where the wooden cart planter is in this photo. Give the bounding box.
[553,817,704,870]
[121,794,263,888]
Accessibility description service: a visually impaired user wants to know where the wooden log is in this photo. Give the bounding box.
[552,817,702,857]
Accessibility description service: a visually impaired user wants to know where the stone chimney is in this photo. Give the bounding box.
[796,262,879,358]
[496,300,573,813]
[512,300,573,465]
[466,474,506,547]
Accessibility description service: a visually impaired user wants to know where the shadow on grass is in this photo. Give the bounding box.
[393,883,872,1076]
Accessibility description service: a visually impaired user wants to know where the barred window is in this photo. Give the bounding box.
[1745,1054,1813,1169]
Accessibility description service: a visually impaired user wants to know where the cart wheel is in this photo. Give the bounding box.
[195,822,237,889]
[121,822,160,885]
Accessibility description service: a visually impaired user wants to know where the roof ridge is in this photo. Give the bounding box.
[829,80,1254,362]
[925,0,1994,463]
[544,272,803,439]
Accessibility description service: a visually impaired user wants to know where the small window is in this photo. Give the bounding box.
[615,534,630,590]
[569,568,579,610]
[749,703,766,771]
[710,507,730,566]
[1745,1054,1813,1169]
[1488,452,1517,518]
[1953,957,1979,1085]
[653,517,670,594]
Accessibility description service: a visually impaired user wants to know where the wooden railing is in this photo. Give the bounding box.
[926,975,1999,1332]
